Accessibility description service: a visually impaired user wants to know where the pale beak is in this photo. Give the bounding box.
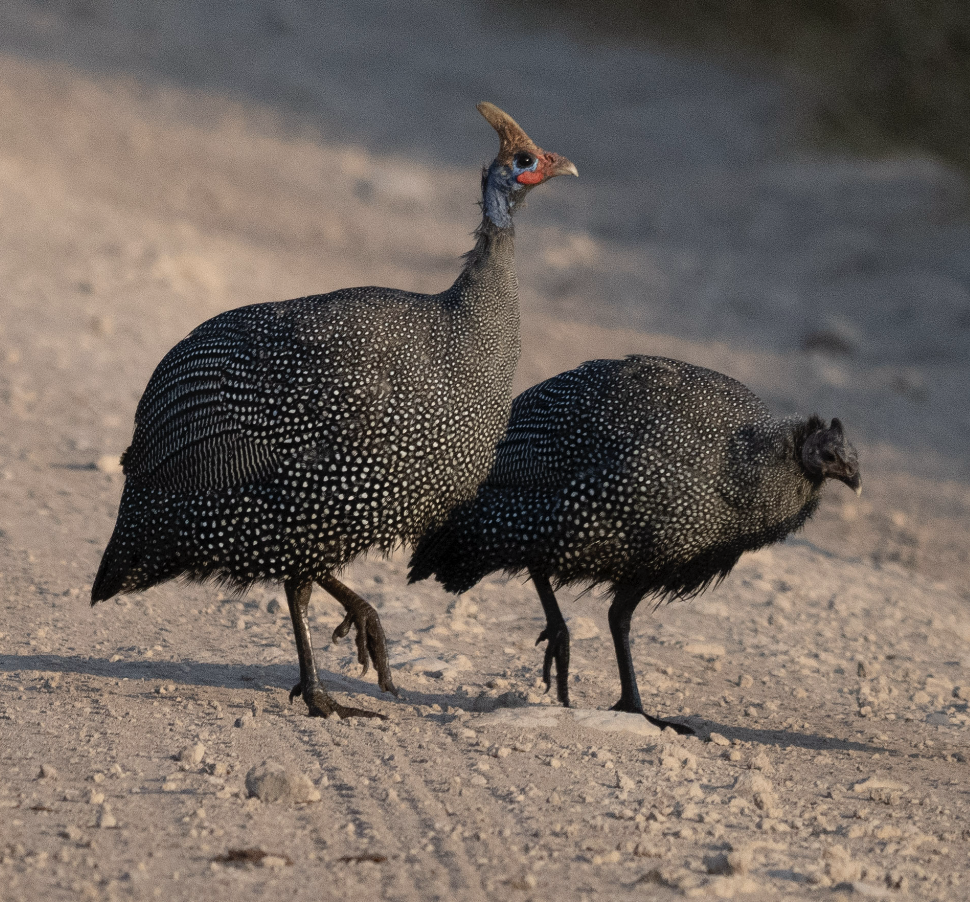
[543,152,579,179]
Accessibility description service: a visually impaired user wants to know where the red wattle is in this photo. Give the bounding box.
[516,170,544,185]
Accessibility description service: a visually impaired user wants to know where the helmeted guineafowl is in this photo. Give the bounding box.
[91,102,578,720]
[409,355,861,730]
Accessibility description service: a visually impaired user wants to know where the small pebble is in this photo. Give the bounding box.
[749,752,773,772]
[245,760,321,804]
[616,772,635,792]
[178,743,206,766]
[95,454,123,475]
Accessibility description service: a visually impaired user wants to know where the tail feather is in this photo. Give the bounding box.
[408,502,492,593]
[91,533,135,604]
[409,489,536,593]
[91,493,187,603]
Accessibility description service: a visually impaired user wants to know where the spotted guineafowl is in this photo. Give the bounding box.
[91,102,577,720]
[409,355,861,730]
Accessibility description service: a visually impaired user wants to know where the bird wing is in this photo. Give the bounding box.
[120,310,294,492]
[120,291,441,494]
[487,366,631,488]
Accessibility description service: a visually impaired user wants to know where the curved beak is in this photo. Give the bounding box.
[839,470,862,496]
[542,152,579,179]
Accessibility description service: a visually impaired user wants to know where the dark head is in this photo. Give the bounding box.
[477,102,578,229]
[800,417,862,495]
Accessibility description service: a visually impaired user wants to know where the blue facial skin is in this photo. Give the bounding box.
[483,154,540,229]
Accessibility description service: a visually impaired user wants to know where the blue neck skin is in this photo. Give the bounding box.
[482,162,523,231]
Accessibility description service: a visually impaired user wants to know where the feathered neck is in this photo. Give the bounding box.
[462,215,514,272]
[461,164,519,272]
[785,414,828,483]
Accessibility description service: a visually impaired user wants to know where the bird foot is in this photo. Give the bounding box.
[609,699,694,735]
[535,622,570,707]
[289,681,385,720]
[331,603,399,697]
[645,714,694,736]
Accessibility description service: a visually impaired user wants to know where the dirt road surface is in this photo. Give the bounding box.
[1,2,969,900]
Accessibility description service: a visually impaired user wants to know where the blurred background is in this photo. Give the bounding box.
[0,0,968,592]
[509,0,970,169]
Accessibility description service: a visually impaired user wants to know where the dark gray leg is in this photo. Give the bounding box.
[608,588,692,734]
[530,568,571,707]
[318,573,398,696]
[285,578,383,719]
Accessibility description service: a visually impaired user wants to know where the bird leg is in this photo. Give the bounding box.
[530,569,571,707]
[285,578,384,719]
[608,589,693,735]
[317,573,398,696]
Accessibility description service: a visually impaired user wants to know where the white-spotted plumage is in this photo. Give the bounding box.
[94,279,521,593]
[409,355,861,725]
[91,103,577,720]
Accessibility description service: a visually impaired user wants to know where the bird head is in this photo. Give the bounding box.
[477,102,577,227]
[800,417,862,495]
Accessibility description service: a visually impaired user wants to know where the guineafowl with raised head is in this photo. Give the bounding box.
[91,102,578,720]
[409,355,861,731]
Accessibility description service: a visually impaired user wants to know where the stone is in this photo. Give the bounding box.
[95,454,124,475]
[616,772,636,792]
[733,772,777,814]
[683,642,726,659]
[475,707,560,730]
[705,844,753,876]
[823,845,862,884]
[568,616,600,640]
[570,709,661,737]
[245,761,321,804]
[850,777,909,794]
[178,743,206,766]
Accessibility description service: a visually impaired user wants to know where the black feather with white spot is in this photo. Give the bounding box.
[409,355,861,726]
[90,103,577,720]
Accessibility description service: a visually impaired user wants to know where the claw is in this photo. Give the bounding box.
[332,613,353,643]
[535,623,570,708]
[291,680,386,720]
[331,612,371,678]
[318,575,399,697]
[329,602,398,696]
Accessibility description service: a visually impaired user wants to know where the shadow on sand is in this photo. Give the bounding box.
[1,652,903,758]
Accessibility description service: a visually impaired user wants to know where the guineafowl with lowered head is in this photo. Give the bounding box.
[92,102,577,720]
[409,355,861,731]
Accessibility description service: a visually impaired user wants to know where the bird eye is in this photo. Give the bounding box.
[514,152,537,171]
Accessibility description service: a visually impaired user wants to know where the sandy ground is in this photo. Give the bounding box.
[1,2,969,900]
